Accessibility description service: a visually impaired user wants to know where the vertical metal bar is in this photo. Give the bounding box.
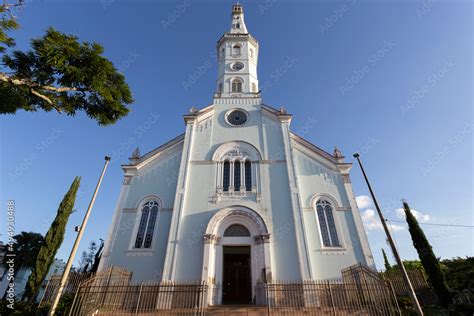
[328,281,336,316]
[135,282,143,315]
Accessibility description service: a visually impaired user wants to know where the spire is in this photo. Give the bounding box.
[230,4,248,34]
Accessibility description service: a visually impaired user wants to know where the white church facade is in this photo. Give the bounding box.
[99,4,374,305]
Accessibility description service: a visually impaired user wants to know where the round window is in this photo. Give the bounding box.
[227,110,248,126]
[231,62,244,71]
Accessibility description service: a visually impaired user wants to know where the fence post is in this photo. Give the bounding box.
[266,283,270,316]
[135,282,144,315]
[39,277,52,308]
[67,285,81,316]
[328,281,336,316]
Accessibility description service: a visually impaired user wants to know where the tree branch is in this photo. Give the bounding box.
[0,72,79,93]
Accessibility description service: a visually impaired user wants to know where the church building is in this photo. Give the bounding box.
[99,4,375,305]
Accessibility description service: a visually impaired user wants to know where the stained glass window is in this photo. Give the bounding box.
[224,224,251,237]
[134,201,160,248]
[316,200,340,247]
[234,161,241,191]
[245,160,252,191]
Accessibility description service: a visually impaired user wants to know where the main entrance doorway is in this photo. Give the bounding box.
[222,246,251,304]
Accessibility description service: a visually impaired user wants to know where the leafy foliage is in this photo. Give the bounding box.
[0,4,133,125]
[441,257,474,293]
[403,201,452,307]
[23,177,81,301]
[382,248,392,271]
[2,232,43,274]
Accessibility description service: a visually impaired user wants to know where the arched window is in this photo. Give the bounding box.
[232,78,242,93]
[245,160,252,191]
[234,160,241,191]
[220,48,225,61]
[223,161,230,192]
[224,224,251,237]
[316,200,340,247]
[135,200,159,248]
[249,48,254,58]
[232,45,241,56]
[251,82,257,93]
[219,83,223,93]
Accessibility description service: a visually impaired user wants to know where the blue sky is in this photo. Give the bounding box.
[0,0,472,271]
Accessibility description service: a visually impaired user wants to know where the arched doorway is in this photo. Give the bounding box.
[202,206,271,305]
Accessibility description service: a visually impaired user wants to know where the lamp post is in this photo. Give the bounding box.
[353,153,423,316]
[48,156,111,315]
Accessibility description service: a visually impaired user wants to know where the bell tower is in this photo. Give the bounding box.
[216,4,259,98]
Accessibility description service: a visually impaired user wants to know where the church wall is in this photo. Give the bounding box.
[291,146,368,279]
[105,145,182,282]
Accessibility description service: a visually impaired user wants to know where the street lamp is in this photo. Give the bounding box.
[353,153,423,316]
[48,156,111,315]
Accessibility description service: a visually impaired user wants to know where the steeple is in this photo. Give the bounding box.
[230,4,248,34]
[215,4,259,98]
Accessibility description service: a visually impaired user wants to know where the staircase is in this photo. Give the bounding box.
[205,305,269,315]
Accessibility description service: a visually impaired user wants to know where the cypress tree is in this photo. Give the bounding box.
[382,248,392,271]
[403,201,451,307]
[23,177,81,301]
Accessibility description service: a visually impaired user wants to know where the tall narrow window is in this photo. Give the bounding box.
[232,79,242,93]
[249,48,254,58]
[223,161,230,192]
[232,45,241,56]
[316,200,340,247]
[245,160,252,191]
[234,160,241,191]
[135,201,159,249]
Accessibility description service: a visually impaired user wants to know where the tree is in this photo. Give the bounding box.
[23,177,81,301]
[0,2,133,125]
[90,239,104,273]
[403,201,452,307]
[382,248,391,271]
[1,231,43,277]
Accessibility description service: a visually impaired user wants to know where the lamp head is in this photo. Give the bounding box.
[105,156,111,161]
[353,153,360,158]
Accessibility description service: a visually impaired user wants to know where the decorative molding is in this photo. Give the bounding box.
[254,234,271,245]
[260,160,286,164]
[342,174,351,183]
[122,208,137,213]
[203,234,220,245]
[125,249,154,256]
[123,176,133,185]
[336,207,352,212]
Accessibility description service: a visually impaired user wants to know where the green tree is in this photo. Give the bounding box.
[382,248,392,271]
[0,2,133,125]
[23,177,81,301]
[403,201,451,307]
[1,231,43,276]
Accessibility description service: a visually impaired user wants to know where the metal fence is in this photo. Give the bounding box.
[69,280,208,315]
[258,279,400,316]
[39,266,131,308]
